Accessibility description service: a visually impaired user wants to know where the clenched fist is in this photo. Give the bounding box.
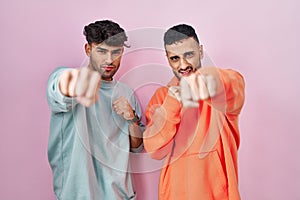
[59,67,101,107]
[168,86,181,101]
[180,71,217,108]
[112,96,135,120]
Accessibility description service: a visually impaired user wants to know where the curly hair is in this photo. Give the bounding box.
[164,24,199,46]
[83,20,128,47]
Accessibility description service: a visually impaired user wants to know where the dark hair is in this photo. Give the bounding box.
[83,20,128,47]
[164,24,199,46]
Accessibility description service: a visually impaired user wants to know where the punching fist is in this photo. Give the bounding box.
[59,67,101,107]
[180,71,217,108]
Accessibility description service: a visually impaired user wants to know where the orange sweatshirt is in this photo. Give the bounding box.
[144,68,245,200]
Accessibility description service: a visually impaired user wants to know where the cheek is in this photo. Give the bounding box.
[168,61,179,70]
[171,65,178,72]
[91,53,103,63]
[189,57,200,68]
[112,56,122,64]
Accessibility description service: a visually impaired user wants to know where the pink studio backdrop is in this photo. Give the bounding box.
[0,0,299,199]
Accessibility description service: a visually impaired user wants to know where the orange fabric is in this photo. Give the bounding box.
[144,69,245,200]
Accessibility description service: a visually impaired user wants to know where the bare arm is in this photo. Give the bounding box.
[128,121,143,148]
[112,96,143,149]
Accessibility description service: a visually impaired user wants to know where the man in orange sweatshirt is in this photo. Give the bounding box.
[143,24,245,200]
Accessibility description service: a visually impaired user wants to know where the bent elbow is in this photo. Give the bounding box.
[144,139,172,160]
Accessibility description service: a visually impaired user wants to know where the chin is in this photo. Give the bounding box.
[101,74,113,80]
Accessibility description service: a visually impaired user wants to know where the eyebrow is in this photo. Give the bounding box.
[183,51,194,56]
[96,47,122,53]
[96,47,108,51]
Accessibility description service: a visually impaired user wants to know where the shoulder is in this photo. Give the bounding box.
[113,81,137,102]
[48,66,71,81]
[154,86,168,97]
[148,86,169,106]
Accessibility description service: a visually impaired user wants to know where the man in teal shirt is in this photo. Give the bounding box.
[47,20,144,200]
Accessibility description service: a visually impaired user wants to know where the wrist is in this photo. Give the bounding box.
[127,111,139,124]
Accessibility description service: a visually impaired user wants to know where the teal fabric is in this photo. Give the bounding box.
[47,67,143,200]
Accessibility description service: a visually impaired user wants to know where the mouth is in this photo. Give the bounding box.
[102,65,115,72]
[178,66,193,76]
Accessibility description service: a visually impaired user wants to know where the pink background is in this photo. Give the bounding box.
[1,0,299,199]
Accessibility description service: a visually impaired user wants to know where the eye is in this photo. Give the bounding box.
[97,49,107,54]
[184,51,194,58]
[170,56,179,62]
[96,47,108,54]
[112,50,122,56]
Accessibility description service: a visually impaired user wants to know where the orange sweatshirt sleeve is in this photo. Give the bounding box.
[201,68,245,117]
[143,87,182,160]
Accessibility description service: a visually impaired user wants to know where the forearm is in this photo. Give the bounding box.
[219,68,245,115]
[200,67,245,116]
[144,94,181,159]
[128,122,143,149]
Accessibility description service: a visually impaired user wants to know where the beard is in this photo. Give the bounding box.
[173,63,202,80]
[89,56,119,81]
[173,70,182,80]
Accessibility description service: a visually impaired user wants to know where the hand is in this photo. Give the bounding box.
[59,67,101,107]
[180,72,217,107]
[112,96,135,120]
[168,86,181,101]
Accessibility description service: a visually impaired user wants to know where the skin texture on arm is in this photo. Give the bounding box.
[112,96,143,149]
[128,123,143,148]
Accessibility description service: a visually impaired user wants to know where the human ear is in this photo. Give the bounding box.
[85,43,91,57]
[199,45,204,59]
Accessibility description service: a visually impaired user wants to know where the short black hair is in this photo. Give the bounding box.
[164,24,199,46]
[83,20,128,47]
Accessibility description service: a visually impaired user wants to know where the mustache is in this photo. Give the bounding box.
[178,66,193,73]
[100,63,116,68]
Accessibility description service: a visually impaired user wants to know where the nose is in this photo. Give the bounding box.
[179,58,189,69]
[105,52,113,64]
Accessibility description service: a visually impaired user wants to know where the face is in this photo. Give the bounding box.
[165,37,203,79]
[85,42,124,81]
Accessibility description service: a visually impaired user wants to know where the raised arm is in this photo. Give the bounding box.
[181,67,245,116]
[47,67,75,113]
[112,96,144,150]
[47,67,101,113]
[143,87,182,160]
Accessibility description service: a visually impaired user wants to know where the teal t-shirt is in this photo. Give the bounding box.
[47,67,143,200]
